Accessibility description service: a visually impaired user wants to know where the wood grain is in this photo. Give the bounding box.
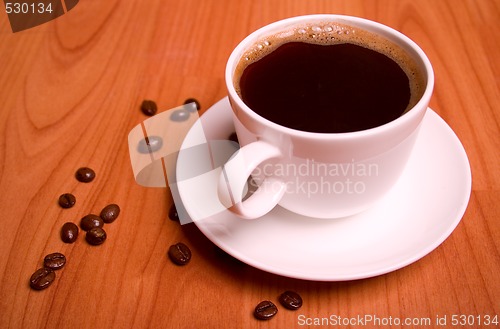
[0,0,498,328]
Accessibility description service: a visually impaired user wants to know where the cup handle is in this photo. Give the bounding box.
[218,140,286,219]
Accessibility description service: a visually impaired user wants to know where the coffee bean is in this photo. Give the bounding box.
[61,222,79,243]
[279,290,303,310]
[86,227,107,245]
[170,109,190,122]
[80,214,104,231]
[168,242,191,265]
[254,300,278,320]
[100,204,120,223]
[141,99,157,116]
[168,204,179,221]
[58,193,76,208]
[137,135,163,154]
[75,167,95,183]
[183,98,201,112]
[44,252,66,270]
[29,267,55,290]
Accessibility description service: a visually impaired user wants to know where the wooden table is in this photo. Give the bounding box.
[0,1,498,328]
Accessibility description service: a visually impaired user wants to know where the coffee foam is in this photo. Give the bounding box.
[234,21,426,113]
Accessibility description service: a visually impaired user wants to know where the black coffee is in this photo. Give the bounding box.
[235,22,425,133]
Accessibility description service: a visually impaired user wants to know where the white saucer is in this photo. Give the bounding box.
[176,97,472,281]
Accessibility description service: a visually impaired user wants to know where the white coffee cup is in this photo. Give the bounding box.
[218,15,434,219]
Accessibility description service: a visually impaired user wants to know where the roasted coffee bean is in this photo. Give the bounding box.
[61,222,79,243]
[58,193,76,208]
[43,252,66,270]
[75,167,95,183]
[279,290,303,310]
[137,135,163,154]
[254,300,278,320]
[80,214,104,231]
[29,267,55,290]
[168,242,191,265]
[141,99,157,116]
[86,227,107,245]
[170,109,190,122]
[183,98,201,112]
[100,204,120,223]
[168,204,179,221]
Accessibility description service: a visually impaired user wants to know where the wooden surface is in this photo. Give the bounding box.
[0,0,498,328]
